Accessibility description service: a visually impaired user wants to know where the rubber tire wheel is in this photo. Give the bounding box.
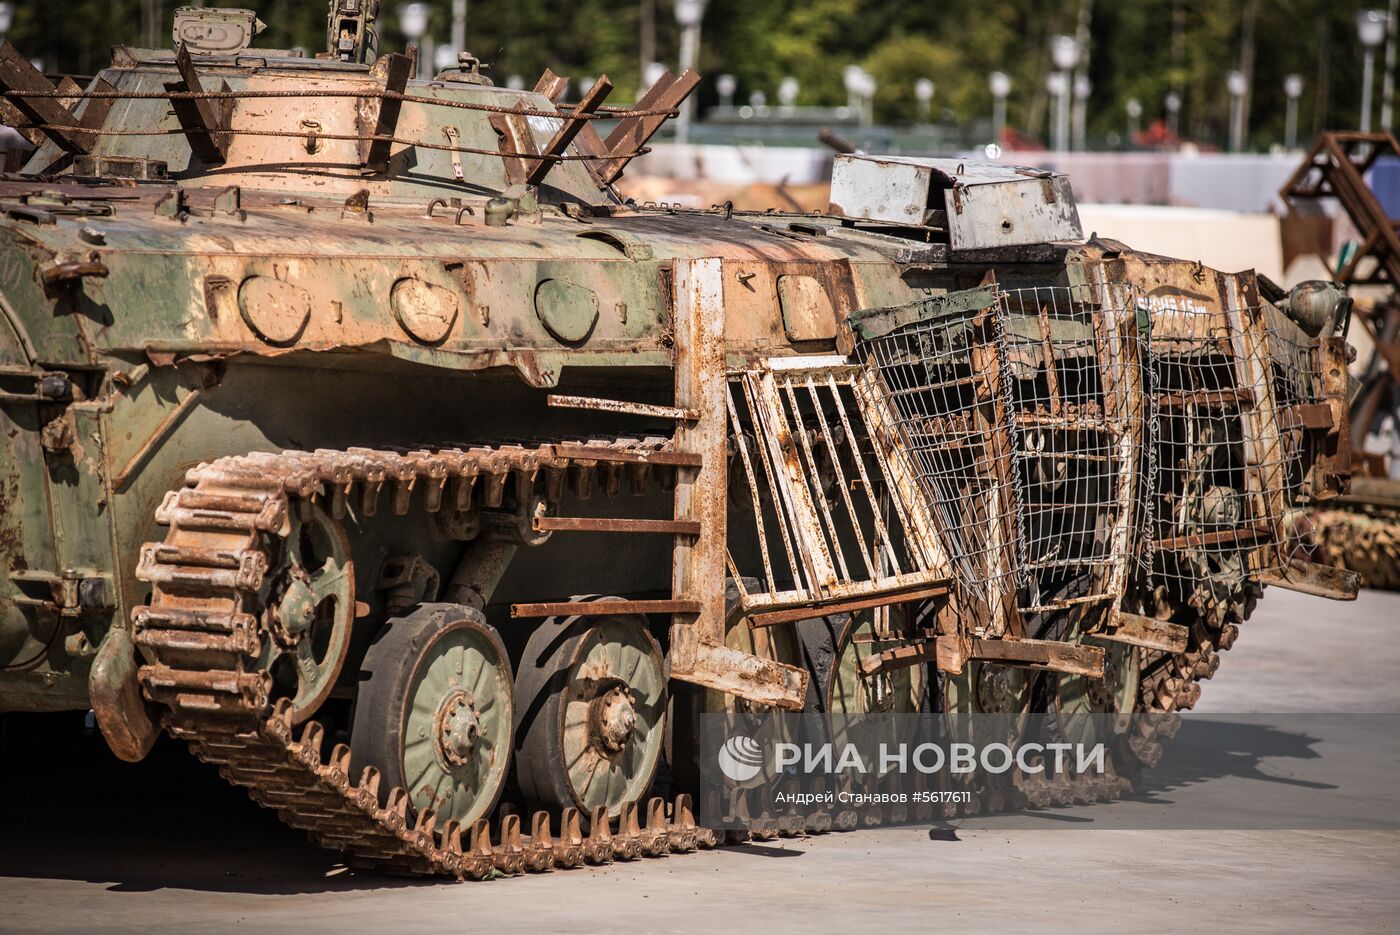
[350,602,513,825]
[667,579,821,795]
[514,609,665,819]
[795,612,937,715]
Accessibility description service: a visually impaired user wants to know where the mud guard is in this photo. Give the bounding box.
[89,626,160,762]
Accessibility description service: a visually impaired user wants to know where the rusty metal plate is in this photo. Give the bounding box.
[777,274,837,341]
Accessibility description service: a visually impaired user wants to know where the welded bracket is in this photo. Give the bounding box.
[165,43,234,164]
[1095,610,1189,654]
[0,41,103,153]
[668,257,808,709]
[525,75,612,188]
[361,52,412,174]
[593,68,700,185]
[1259,557,1360,601]
[867,634,1104,678]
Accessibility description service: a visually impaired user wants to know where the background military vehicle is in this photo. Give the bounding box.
[0,3,1358,876]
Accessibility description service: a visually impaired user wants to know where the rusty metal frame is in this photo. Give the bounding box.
[723,355,952,618]
[1093,611,1189,653]
[1280,132,1400,288]
[666,258,808,710]
[361,52,412,174]
[967,299,1023,636]
[165,43,235,164]
[1225,276,1291,575]
[0,42,99,153]
[861,634,1104,678]
[525,76,612,188]
[546,393,698,422]
[1258,557,1360,600]
[594,69,700,185]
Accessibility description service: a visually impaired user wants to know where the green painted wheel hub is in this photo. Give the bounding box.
[561,616,665,815]
[402,621,512,825]
[435,690,482,767]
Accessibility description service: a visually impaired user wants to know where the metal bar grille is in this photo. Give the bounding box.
[998,284,1146,614]
[724,360,948,613]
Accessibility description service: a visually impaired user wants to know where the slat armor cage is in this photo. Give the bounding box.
[723,358,950,615]
[1141,296,1324,609]
[838,276,1331,636]
[849,282,1147,629]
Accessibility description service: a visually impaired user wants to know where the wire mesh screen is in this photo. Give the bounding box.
[998,285,1146,613]
[1263,310,1330,507]
[724,362,948,612]
[1141,300,1308,603]
[849,292,1015,600]
[851,283,1145,617]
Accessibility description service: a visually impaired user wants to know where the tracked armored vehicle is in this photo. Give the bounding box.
[0,4,1359,876]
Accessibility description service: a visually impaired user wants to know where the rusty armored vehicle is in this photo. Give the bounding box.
[0,4,1360,876]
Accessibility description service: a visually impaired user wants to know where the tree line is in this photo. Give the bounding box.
[2,0,1386,150]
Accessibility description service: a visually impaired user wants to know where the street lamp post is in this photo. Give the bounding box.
[859,72,876,127]
[1227,69,1247,152]
[1072,74,1091,151]
[842,65,876,126]
[450,0,467,55]
[842,66,861,119]
[1284,74,1304,150]
[1046,72,1068,151]
[433,44,459,74]
[1126,97,1142,141]
[778,76,799,115]
[1165,91,1182,139]
[1051,34,1078,153]
[1358,9,1389,133]
[643,61,667,94]
[915,77,935,127]
[716,74,736,109]
[674,0,706,145]
[987,71,1009,142]
[397,3,430,78]
[1385,0,1398,131]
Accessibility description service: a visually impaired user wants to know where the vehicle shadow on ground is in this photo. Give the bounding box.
[974,717,1351,831]
[1132,717,1336,796]
[0,713,1360,891]
[0,713,436,895]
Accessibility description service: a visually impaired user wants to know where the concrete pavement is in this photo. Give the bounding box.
[1,588,1396,934]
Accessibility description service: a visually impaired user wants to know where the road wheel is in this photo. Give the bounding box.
[667,579,809,803]
[350,603,514,826]
[262,501,355,723]
[800,607,930,720]
[515,606,666,819]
